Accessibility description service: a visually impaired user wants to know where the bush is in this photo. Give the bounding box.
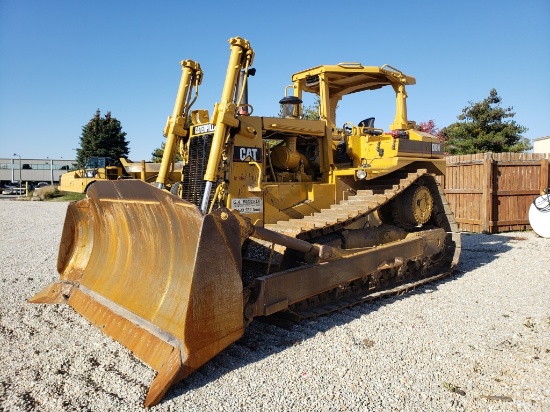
[35,185,58,200]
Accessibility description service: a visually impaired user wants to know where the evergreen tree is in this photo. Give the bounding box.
[442,89,531,155]
[151,141,182,163]
[151,144,164,163]
[76,110,130,167]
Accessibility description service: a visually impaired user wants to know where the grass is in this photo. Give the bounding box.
[51,191,86,202]
[30,186,86,202]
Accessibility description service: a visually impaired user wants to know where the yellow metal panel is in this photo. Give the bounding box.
[227,123,265,223]
[263,182,335,224]
[264,183,308,211]
[262,117,326,136]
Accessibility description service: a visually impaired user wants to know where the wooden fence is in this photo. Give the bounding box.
[444,152,550,233]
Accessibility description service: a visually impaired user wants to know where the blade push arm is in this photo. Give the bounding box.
[200,37,254,213]
[155,60,203,189]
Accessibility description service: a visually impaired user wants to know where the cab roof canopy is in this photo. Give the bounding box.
[289,64,416,130]
[292,63,416,98]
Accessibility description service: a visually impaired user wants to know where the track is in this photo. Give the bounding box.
[266,170,429,236]
[245,167,462,323]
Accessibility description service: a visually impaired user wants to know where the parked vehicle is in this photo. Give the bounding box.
[2,185,25,195]
[33,182,49,191]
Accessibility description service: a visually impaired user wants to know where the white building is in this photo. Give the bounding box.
[533,136,550,153]
[0,157,75,185]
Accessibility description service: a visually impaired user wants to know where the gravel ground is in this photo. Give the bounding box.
[1,200,549,412]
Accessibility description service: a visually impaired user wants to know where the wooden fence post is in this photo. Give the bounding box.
[482,153,494,233]
[541,158,549,194]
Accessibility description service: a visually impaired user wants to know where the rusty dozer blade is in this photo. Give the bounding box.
[29,180,246,407]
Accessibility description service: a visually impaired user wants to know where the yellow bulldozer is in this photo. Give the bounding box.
[57,157,183,193]
[30,36,461,407]
[57,156,124,193]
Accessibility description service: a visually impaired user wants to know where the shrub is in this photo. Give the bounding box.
[35,185,58,200]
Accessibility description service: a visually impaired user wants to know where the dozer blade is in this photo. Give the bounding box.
[29,180,245,407]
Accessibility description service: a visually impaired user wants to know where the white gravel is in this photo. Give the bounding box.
[1,199,549,411]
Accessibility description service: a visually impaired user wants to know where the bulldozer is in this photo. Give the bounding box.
[58,157,183,193]
[57,156,124,193]
[30,36,461,407]
[120,157,183,184]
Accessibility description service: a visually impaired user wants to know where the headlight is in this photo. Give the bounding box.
[356,169,367,180]
[86,170,95,178]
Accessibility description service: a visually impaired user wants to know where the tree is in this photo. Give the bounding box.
[76,109,130,167]
[301,96,321,120]
[414,119,439,136]
[151,144,164,163]
[151,141,182,163]
[441,89,531,155]
[413,119,448,144]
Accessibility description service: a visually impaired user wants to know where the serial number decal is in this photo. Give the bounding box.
[231,197,263,214]
[193,123,215,134]
[233,146,263,162]
[432,143,442,153]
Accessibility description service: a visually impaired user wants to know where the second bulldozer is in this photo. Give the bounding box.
[30,36,461,407]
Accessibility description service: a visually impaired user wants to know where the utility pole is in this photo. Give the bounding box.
[13,153,21,188]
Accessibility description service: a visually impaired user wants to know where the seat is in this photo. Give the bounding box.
[358,117,383,136]
[358,117,375,128]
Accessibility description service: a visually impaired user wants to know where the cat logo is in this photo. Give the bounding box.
[233,146,263,162]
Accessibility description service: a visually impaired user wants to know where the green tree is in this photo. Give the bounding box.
[442,89,531,155]
[301,96,321,120]
[151,144,164,163]
[151,141,182,163]
[76,109,130,167]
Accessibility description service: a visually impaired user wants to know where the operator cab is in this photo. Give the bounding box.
[84,157,118,179]
[85,157,116,169]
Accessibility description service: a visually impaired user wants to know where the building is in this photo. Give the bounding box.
[0,157,75,185]
[533,136,550,153]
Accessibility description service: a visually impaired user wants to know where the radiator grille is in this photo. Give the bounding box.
[181,134,215,208]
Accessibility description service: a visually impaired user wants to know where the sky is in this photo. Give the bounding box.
[1,0,549,161]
